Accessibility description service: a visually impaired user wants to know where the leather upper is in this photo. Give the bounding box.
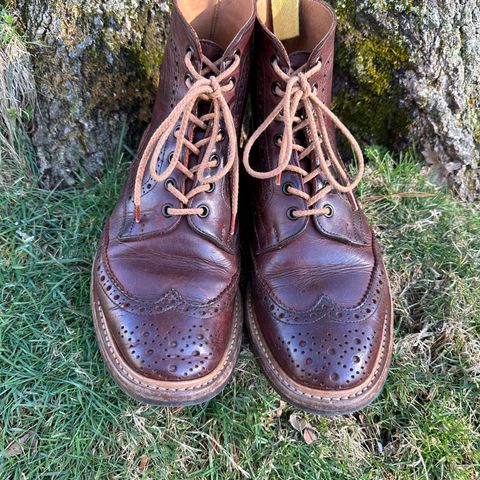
[93,0,254,382]
[248,0,392,391]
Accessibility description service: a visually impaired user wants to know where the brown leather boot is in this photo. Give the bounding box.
[91,0,254,405]
[243,0,393,414]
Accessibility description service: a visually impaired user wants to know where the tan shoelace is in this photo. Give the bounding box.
[134,50,240,233]
[243,58,364,218]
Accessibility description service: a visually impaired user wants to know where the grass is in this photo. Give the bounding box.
[0,140,479,479]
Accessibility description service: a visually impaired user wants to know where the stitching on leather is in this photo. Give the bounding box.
[309,47,367,247]
[316,3,336,53]
[120,38,184,241]
[352,210,364,244]
[254,274,381,325]
[99,230,239,313]
[101,231,233,303]
[247,293,389,401]
[187,213,238,253]
[315,209,368,246]
[171,33,180,110]
[316,48,334,69]
[254,235,384,312]
[272,225,279,243]
[96,296,240,392]
[231,46,250,120]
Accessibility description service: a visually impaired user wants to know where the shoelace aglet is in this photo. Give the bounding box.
[275,173,282,186]
[135,205,141,223]
[347,191,359,211]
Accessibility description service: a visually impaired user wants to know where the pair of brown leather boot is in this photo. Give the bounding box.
[91,0,393,415]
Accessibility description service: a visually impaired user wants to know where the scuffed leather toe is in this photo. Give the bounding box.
[254,288,390,391]
[94,253,237,382]
[251,245,392,392]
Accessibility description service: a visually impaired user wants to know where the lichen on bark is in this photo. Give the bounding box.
[332,0,480,200]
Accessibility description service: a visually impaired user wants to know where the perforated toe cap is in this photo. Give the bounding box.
[251,267,391,391]
[261,319,387,390]
[108,310,232,381]
[94,255,238,382]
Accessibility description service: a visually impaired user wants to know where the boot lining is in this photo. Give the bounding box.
[177,0,254,50]
[257,0,333,53]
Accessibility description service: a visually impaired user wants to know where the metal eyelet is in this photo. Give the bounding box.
[162,204,173,217]
[206,183,215,193]
[271,54,280,67]
[186,45,194,55]
[312,82,318,92]
[167,151,174,163]
[210,154,220,167]
[217,128,225,141]
[198,204,209,218]
[271,81,282,97]
[224,50,241,68]
[273,133,283,147]
[324,203,334,218]
[185,73,193,86]
[228,77,236,88]
[286,207,298,220]
[173,125,180,135]
[165,178,176,190]
[282,182,294,195]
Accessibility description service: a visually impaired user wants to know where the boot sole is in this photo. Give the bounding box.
[245,286,393,415]
[91,271,242,407]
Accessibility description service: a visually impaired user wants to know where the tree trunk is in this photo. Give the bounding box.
[9,0,170,187]
[332,0,480,201]
[6,0,480,199]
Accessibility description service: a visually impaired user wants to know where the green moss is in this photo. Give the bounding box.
[333,87,410,147]
[469,97,480,144]
[0,8,18,44]
[350,34,408,96]
[137,47,164,83]
[332,0,411,145]
[336,0,415,17]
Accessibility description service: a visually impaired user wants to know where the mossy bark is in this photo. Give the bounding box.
[7,0,480,199]
[9,0,170,187]
[332,0,480,201]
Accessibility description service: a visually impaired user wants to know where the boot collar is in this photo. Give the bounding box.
[173,0,256,69]
[255,0,336,70]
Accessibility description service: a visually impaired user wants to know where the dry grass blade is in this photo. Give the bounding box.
[361,192,436,204]
[0,12,36,184]
[196,431,251,478]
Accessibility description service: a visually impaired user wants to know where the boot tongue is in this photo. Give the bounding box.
[200,39,224,62]
[289,50,310,70]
